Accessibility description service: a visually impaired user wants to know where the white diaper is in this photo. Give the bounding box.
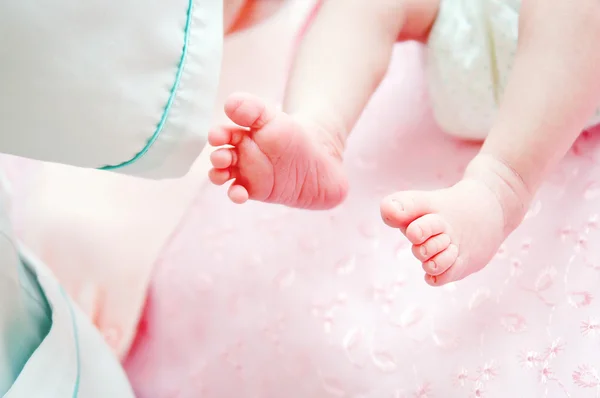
[427,0,600,140]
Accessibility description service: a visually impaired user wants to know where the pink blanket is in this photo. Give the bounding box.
[4,1,600,396]
[123,10,600,398]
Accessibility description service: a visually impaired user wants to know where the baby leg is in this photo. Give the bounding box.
[223,0,246,34]
[224,0,286,35]
[382,0,600,285]
[209,0,439,209]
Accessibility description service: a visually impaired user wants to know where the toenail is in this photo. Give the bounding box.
[414,226,423,240]
[428,260,437,270]
[391,199,404,211]
[420,246,427,257]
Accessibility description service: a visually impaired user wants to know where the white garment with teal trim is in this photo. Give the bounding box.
[4,245,135,398]
[0,0,221,179]
[0,0,222,395]
[0,204,50,396]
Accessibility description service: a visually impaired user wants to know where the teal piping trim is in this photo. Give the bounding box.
[100,0,194,170]
[60,287,81,398]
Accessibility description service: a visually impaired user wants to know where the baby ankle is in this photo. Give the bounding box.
[464,154,532,233]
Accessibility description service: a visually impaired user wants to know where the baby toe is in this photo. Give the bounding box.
[228,183,249,204]
[406,213,447,245]
[422,244,458,276]
[224,92,276,130]
[425,256,465,286]
[412,233,452,262]
[208,168,233,186]
[210,148,237,169]
[208,126,232,146]
[380,191,435,230]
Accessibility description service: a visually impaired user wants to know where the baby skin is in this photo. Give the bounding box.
[209,0,600,285]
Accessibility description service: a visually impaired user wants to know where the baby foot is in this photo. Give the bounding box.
[208,93,348,209]
[381,155,531,286]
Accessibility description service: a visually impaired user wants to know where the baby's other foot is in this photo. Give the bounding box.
[208,93,348,209]
[380,155,531,286]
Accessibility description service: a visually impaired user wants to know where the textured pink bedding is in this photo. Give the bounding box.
[122,2,600,397]
[3,1,600,396]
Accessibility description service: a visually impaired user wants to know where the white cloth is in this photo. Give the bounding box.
[0,210,49,396]
[0,0,222,179]
[0,0,223,395]
[427,0,600,140]
[5,246,135,398]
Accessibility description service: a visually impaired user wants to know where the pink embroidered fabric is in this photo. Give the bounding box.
[3,1,600,396]
[123,4,600,397]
